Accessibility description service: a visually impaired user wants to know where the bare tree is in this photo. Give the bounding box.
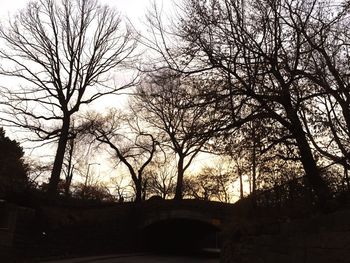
[184,161,235,203]
[72,181,114,202]
[134,71,219,200]
[0,0,137,196]
[144,157,177,199]
[143,0,338,204]
[83,109,157,203]
[26,159,52,188]
[284,0,350,190]
[110,173,131,202]
[61,119,93,197]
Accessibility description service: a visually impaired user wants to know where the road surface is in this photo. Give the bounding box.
[41,253,220,263]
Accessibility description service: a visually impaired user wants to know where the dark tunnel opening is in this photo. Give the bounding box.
[139,218,221,255]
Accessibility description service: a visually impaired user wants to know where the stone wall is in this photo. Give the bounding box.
[0,201,36,261]
[1,202,138,259]
[222,209,350,263]
[34,203,140,257]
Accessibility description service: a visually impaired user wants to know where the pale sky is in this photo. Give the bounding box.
[0,0,172,20]
[0,0,227,196]
[0,0,173,130]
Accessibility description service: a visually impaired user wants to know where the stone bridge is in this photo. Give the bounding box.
[134,200,236,250]
[0,199,238,257]
[3,196,350,262]
[137,199,236,229]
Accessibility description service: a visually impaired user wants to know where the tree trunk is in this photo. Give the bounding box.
[343,162,350,192]
[142,178,148,201]
[238,167,244,199]
[174,156,185,200]
[134,178,142,203]
[251,127,257,205]
[248,173,252,194]
[64,170,73,197]
[287,109,330,205]
[48,117,70,197]
[64,138,74,197]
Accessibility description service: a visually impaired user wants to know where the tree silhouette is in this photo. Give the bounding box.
[135,71,219,200]
[184,162,234,202]
[0,0,137,196]
[144,157,177,199]
[143,0,348,204]
[83,110,157,203]
[287,1,350,190]
[0,128,28,198]
[72,182,114,202]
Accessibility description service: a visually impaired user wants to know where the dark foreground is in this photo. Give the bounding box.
[40,253,220,263]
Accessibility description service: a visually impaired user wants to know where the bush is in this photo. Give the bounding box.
[0,128,28,198]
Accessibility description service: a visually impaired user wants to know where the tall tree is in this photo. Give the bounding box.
[286,0,350,188]
[0,0,137,196]
[144,0,336,204]
[135,71,218,200]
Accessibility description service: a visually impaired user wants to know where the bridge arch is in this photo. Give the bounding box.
[140,209,222,230]
[139,208,222,252]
